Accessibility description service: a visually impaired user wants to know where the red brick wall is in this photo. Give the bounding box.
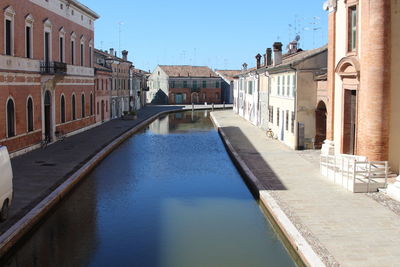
[0,79,42,146]
[54,79,95,124]
[1,131,42,152]
[0,1,94,66]
[0,1,97,154]
[56,116,95,134]
[95,70,112,122]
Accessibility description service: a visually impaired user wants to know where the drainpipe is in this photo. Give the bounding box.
[289,64,299,149]
[256,72,261,127]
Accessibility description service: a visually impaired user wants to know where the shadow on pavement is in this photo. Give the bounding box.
[220,126,287,195]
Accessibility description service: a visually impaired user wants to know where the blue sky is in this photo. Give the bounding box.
[80,0,328,72]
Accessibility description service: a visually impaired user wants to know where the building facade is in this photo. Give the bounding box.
[0,0,98,154]
[94,49,132,119]
[323,0,397,168]
[147,65,222,105]
[322,0,400,195]
[233,41,327,149]
[131,69,149,111]
[215,70,240,104]
[267,44,327,149]
[94,64,111,123]
[235,66,260,126]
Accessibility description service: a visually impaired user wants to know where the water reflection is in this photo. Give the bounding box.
[1,111,296,267]
[149,110,212,134]
[2,177,98,267]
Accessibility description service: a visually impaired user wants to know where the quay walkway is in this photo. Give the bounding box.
[211,110,400,267]
[0,104,231,255]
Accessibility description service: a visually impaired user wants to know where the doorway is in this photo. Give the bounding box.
[343,89,357,155]
[315,101,327,149]
[175,94,183,104]
[191,92,199,104]
[44,91,52,141]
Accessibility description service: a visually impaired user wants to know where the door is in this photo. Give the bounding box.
[343,90,357,155]
[298,123,305,150]
[44,91,51,141]
[175,94,183,104]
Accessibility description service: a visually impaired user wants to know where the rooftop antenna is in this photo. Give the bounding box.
[118,21,124,57]
[304,16,321,48]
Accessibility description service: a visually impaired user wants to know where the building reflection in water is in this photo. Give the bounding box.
[1,174,98,267]
[149,111,214,135]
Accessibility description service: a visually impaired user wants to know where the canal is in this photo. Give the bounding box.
[1,111,297,267]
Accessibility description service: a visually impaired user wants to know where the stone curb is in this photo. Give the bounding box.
[210,112,325,267]
[0,106,230,259]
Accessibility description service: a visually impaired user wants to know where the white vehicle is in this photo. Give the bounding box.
[0,146,13,221]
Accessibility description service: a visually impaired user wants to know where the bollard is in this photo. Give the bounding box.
[192,103,194,112]
[212,103,214,112]
[223,101,225,110]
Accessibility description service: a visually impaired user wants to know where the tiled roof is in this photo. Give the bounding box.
[215,70,241,81]
[159,65,219,78]
[94,48,132,64]
[280,45,328,66]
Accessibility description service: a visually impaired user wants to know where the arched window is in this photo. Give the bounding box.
[6,98,15,137]
[60,95,65,123]
[72,94,76,120]
[27,97,34,132]
[90,93,93,115]
[81,94,85,118]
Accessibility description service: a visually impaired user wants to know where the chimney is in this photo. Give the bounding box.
[288,41,298,54]
[110,48,114,56]
[266,48,272,66]
[255,54,262,69]
[242,63,248,72]
[273,42,283,66]
[122,50,128,61]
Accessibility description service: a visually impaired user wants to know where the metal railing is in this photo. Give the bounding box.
[320,154,389,192]
[40,61,67,75]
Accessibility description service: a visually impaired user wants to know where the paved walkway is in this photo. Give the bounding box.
[0,104,230,236]
[212,110,400,267]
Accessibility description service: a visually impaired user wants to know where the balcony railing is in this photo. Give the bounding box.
[40,61,67,75]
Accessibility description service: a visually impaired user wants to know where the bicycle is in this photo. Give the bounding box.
[266,128,274,139]
[55,130,66,142]
[40,136,51,149]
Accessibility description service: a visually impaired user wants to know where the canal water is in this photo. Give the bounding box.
[1,111,297,267]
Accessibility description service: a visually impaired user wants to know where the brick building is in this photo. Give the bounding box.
[322,0,397,166]
[0,0,99,155]
[94,49,132,119]
[322,0,400,194]
[94,64,112,123]
[147,65,222,105]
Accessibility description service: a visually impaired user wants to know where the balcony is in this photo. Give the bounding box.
[191,87,200,93]
[40,61,67,75]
